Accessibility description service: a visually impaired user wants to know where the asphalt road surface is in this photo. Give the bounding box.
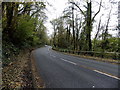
[33,46,120,88]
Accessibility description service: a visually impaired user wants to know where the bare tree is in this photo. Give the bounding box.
[70,0,102,51]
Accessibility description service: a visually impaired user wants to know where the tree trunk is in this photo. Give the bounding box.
[93,16,102,51]
[72,5,75,50]
[86,2,92,51]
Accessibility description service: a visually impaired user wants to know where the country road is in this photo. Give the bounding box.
[33,46,120,88]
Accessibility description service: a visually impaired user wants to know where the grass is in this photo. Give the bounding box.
[53,49,120,65]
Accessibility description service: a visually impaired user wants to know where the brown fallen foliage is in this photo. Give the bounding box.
[2,50,34,89]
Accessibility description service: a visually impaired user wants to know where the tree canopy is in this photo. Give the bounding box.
[2,2,49,66]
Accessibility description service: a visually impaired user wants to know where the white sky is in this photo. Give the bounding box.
[45,0,119,38]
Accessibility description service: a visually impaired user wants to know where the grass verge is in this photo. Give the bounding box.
[52,49,120,65]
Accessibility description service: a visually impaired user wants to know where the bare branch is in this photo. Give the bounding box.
[92,0,102,22]
[69,2,85,16]
[94,15,102,40]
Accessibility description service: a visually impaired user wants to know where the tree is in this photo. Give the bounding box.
[93,15,103,51]
[50,19,58,47]
[69,0,102,51]
[2,1,49,64]
[101,7,112,52]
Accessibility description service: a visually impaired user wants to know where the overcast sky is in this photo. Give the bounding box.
[45,0,119,38]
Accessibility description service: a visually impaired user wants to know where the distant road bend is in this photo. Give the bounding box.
[33,46,120,88]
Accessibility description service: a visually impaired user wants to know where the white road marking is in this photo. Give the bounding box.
[57,53,120,80]
[94,70,120,80]
[60,58,77,65]
[48,48,49,51]
[50,54,56,58]
[52,55,56,58]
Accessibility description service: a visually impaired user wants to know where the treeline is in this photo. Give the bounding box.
[50,0,120,55]
[2,2,49,66]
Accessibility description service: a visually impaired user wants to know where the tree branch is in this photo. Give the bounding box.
[69,2,85,16]
[92,0,102,22]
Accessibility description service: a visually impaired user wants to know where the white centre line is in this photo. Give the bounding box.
[52,55,56,58]
[50,54,56,58]
[60,58,77,65]
[94,70,120,80]
[48,48,49,51]
[59,57,119,80]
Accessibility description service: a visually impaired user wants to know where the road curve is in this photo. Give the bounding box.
[33,46,120,88]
